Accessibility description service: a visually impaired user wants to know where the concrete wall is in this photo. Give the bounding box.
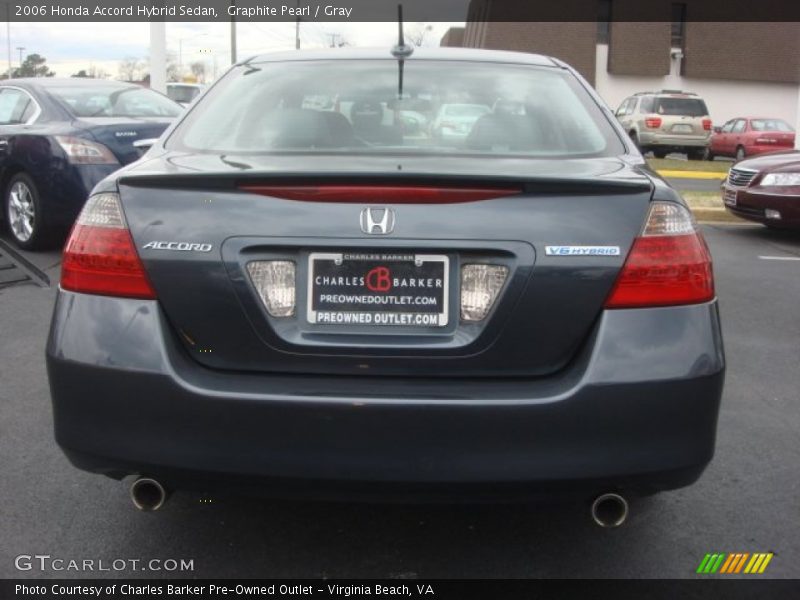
[594,44,800,126]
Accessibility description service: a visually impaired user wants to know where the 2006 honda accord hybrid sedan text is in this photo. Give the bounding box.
[46,48,725,522]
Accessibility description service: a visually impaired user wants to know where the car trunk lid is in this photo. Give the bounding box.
[117,154,653,378]
[73,117,173,165]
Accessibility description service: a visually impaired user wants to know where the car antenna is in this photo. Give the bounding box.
[392,4,413,99]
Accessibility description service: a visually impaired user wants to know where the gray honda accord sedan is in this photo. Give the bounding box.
[46,47,724,523]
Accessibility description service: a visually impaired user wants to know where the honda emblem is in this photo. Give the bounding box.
[360,207,395,235]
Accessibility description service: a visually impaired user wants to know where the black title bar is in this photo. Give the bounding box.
[5,0,800,22]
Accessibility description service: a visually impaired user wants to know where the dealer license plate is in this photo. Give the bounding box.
[724,189,737,206]
[672,124,694,134]
[307,252,449,327]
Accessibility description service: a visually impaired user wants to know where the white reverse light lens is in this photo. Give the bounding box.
[76,193,126,228]
[460,264,508,322]
[760,172,800,186]
[642,202,696,236]
[246,260,296,317]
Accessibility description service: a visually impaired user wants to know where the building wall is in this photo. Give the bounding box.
[440,27,465,48]
[594,44,800,126]
[684,22,800,84]
[463,21,597,84]
[607,22,671,77]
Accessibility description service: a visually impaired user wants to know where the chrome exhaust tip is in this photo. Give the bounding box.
[591,492,629,528]
[130,477,168,511]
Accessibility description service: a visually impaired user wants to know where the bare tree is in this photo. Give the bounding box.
[167,61,181,82]
[87,65,109,79]
[118,57,144,82]
[189,61,207,83]
[405,23,434,47]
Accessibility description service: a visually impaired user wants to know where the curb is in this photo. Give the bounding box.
[657,169,727,180]
[689,207,748,224]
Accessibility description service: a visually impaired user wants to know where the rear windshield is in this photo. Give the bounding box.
[750,119,793,132]
[167,60,625,158]
[654,97,708,117]
[49,85,182,118]
[167,85,202,104]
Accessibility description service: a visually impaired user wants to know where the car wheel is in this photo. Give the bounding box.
[629,132,642,151]
[735,146,746,162]
[4,173,54,250]
[652,150,667,159]
[687,149,705,161]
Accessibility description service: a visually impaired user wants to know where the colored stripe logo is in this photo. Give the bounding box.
[696,552,774,574]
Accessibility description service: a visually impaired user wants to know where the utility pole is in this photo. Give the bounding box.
[16,46,24,67]
[230,1,237,63]
[5,4,11,78]
[295,0,300,49]
[149,21,166,93]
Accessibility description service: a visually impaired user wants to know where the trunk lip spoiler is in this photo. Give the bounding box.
[117,172,654,194]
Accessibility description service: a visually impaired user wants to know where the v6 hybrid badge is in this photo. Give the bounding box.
[142,241,213,252]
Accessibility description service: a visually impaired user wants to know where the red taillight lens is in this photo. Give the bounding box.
[61,193,156,299]
[239,185,521,204]
[702,119,712,131]
[644,117,662,129]
[605,202,714,309]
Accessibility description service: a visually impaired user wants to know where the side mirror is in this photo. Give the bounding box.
[713,126,721,134]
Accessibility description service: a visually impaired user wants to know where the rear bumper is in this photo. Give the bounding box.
[46,291,725,499]
[639,133,709,148]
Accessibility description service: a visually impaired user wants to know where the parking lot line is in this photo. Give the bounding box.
[758,256,800,261]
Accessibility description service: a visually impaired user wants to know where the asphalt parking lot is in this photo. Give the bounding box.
[1,224,798,579]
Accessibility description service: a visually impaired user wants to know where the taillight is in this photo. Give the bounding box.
[239,185,521,204]
[644,117,662,129]
[702,119,712,131]
[61,193,156,299]
[604,202,714,309]
[55,136,119,165]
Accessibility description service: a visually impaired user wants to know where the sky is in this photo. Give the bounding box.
[1,21,464,80]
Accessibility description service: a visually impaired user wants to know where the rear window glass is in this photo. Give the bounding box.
[49,85,182,118]
[654,97,708,117]
[750,119,793,132]
[167,60,624,158]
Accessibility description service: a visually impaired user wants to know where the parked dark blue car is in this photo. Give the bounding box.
[0,78,181,249]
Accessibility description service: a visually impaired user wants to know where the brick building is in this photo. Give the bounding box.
[442,0,800,126]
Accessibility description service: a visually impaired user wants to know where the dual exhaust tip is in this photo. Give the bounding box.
[129,477,629,527]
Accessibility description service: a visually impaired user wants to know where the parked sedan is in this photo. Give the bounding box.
[47,48,724,525]
[0,78,182,249]
[722,151,800,229]
[708,117,795,161]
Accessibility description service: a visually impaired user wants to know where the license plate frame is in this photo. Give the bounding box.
[724,188,738,207]
[307,252,450,328]
[671,124,694,134]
